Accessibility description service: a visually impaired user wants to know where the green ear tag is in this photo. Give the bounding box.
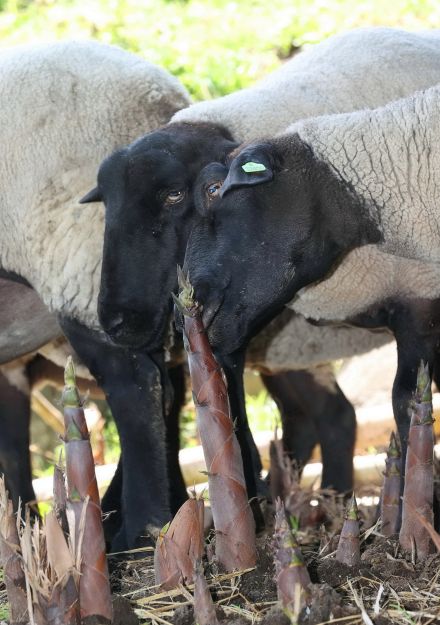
[241,161,267,173]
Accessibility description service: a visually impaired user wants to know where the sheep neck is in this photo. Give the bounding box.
[293,85,440,265]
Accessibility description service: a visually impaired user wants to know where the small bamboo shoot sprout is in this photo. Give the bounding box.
[335,493,360,567]
[380,432,401,536]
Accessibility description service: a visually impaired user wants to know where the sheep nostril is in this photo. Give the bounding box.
[201,304,218,330]
[106,313,125,333]
[201,293,224,330]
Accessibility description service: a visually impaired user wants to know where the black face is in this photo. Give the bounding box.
[184,136,380,355]
[81,123,237,350]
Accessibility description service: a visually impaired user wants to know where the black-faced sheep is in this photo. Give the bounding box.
[93,27,440,349]
[183,83,440,490]
[0,39,191,550]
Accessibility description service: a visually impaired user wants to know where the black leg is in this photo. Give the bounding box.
[101,458,124,545]
[217,350,263,499]
[0,368,36,510]
[101,362,188,534]
[313,379,356,493]
[387,300,440,489]
[260,371,319,468]
[59,317,170,551]
[261,367,355,493]
[165,364,188,513]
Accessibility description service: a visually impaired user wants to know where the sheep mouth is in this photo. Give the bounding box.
[201,293,224,332]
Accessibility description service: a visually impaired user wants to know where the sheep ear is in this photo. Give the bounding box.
[220,147,273,197]
[79,187,102,204]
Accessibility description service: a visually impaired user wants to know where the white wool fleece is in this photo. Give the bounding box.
[291,247,440,323]
[173,27,440,141]
[0,40,190,327]
[280,83,440,325]
[288,84,440,264]
[246,309,390,374]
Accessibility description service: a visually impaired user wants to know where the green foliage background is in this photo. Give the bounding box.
[0,0,439,100]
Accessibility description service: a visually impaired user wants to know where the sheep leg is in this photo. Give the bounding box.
[59,316,171,551]
[217,350,266,529]
[100,363,188,535]
[260,371,319,466]
[0,369,36,511]
[261,367,355,493]
[218,350,264,491]
[388,300,440,483]
[91,363,188,546]
[165,363,189,513]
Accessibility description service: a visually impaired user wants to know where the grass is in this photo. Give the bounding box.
[246,390,279,433]
[0,0,439,100]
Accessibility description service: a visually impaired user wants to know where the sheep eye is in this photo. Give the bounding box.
[206,181,222,199]
[165,189,185,205]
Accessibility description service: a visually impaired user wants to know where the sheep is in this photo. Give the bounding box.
[0,39,190,332]
[245,309,391,491]
[182,82,440,495]
[171,27,440,141]
[0,39,192,550]
[0,39,361,546]
[84,27,440,509]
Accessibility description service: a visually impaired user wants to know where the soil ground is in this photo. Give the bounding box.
[111,344,440,624]
[1,343,439,624]
[112,496,440,624]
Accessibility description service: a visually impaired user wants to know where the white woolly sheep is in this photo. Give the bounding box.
[0,38,363,545]
[0,39,190,337]
[5,29,440,549]
[183,82,440,502]
[0,39,191,550]
[95,26,440,353]
[172,27,440,140]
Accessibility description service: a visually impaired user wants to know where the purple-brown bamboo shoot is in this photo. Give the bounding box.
[154,497,204,589]
[62,357,112,622]
[53,460,69,538]
[399,362,435,560]
[335,493,360,566]
[270,433,321,528]
[273,500,311,619]
[381,432,401,536]
[404,501,440,552]
[176,270,257,571]
[193,560,219,625]
[44,511,80,625]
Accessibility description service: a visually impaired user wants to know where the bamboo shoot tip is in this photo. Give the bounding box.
[346,493,359,521]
